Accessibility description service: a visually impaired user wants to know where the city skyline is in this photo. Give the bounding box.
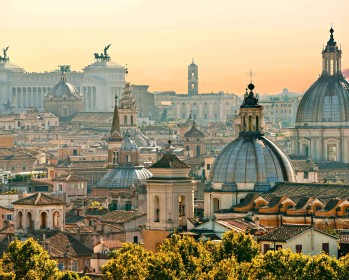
[2,0,349,94]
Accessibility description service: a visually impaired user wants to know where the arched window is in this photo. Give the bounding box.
[213,198,220,212]
[124,115,127,125]
[17,211,23,229]
[248,116,252,131]
[154,196,160,222]
[53,211,60,228]
[196,145,201,156]
[179,195,186,217]
[26,212,33,230]
[40,212,48,229]
[113,151,119,164]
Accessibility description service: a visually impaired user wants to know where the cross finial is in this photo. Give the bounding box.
[247,69,255,83]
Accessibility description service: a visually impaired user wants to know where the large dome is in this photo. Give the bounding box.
[296,28,349,127]
[209,134,295,191]
[296,75,349,125]
[95,166,152,189]
[48,75,80,98]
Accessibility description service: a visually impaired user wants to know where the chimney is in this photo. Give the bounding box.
[255,217,260,231]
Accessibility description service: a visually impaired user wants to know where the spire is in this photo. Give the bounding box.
[110,93,121,139]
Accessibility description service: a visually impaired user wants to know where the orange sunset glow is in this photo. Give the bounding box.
[1,0,349,94]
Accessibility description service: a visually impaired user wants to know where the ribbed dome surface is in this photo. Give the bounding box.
[95,166,152,188]
[121,136,138,151]
[209,134,295,186]
[49,76,80,98]
[296,75,349,125]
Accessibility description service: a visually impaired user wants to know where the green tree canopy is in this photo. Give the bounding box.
[214,231,260,263]
[0,238,59,280]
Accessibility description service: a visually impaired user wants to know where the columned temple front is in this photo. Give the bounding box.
[0,48,126,113]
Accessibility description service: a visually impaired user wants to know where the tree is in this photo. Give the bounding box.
[58,271,91,280]
[214,231,260,263]
[245,249,310,280]
[207,257,239,280]
[102,243,152,280]
[156,234,214,279]
[0,238,59,280]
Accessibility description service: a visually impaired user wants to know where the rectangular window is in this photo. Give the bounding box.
[72,261,78,272]
[58,263,64,271]
[134,236,139,243]
[275,244,282,250]
[58,183,63,192]
[296,244,302,253]
[304,171,309,179]
[6,214,12,221]
[263,244,270,253]
[322,243,329,254]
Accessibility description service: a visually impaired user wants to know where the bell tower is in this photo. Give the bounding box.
[107,92,123,168]
[322,27,342,76]
[188,59,198,96]
[237,83,263,135]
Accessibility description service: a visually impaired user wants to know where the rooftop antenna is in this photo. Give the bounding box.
[125,64,128,76]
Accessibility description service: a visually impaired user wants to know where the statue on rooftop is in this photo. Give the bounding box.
[93,45,111,62]
[0,46,9,63]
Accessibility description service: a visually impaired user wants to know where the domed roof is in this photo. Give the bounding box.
[296,27,349,126]
[184,122,205,138]
[121,135,138,151]
[209,134,295,189]
[296,75,349,124]
[48,75,80,98]
[95,166,152,189]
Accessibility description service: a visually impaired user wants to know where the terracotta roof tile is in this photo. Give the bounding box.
[12,192,65,205]
[100,210,146,224]
[292,159,319,172]
[150,153,190,169]
[258,224,312,241]
[45,231,92,258]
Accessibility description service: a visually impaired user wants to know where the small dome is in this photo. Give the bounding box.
[121,135,138,151]
[95,166,152,189]
[184,123,205,138]
[296,75,349,125]
[209,135,295,189]
[48,75,80,98]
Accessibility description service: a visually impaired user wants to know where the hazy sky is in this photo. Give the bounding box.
[1,0,349,94]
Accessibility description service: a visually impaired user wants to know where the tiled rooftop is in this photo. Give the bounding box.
[150,153,190,169]
[12,192,65,206]
[100,210,146,224]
